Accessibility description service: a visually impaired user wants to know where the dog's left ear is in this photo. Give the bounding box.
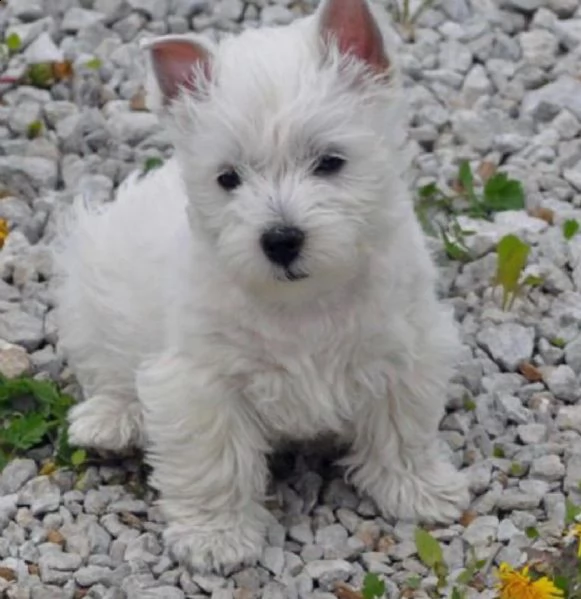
[317,0,390,75]
[141,34,215,112]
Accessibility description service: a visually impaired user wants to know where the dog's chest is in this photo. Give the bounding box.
[239,331,388,441]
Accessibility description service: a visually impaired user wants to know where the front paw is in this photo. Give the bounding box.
[165,516,266,575]
[358,459,470,524]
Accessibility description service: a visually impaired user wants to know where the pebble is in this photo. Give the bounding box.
[0,340,31,378]
[477,323,535,372]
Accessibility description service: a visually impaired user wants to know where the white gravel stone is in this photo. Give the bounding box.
[543,364,580,403]
[477,323,535,372]
[0,340,31,378]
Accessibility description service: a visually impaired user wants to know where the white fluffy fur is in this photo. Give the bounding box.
[53,0,469,574]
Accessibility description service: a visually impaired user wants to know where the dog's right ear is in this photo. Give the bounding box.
[140,34,214,112]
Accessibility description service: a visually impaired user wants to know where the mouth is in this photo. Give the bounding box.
[274,268,309,282]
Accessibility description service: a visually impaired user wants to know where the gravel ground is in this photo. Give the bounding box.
[2,0,581,597]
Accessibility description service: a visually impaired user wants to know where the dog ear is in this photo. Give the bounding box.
[317,0,390,75]
[141,34,214,110]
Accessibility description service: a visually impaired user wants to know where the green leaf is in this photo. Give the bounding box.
[2,412,49,450]
[522,274,543,287]
[414,527,444,570]
[554,575,570,594]
[451,587,465,599]
[419,182,439,200]
[440,228,471,262]
[26,120,43,139]
[26,63,54,88]
[510,462,526,477]
[493,444,505,458]
[85,57,102,70]
[458,161,475,201]
[5,33,22,53]
[0,375,75,466]
[551,337,566,349]
[455,569,472,585]
[482,173,525,213]
[463,396,476,411]
[493,234,530,310]
[362,572,386,599]
[142,157,164,175]
[564,219,580,240]
[566,498,581,525]
[525,526,539,539]
[71,449,87,467]
[405,576,421,590]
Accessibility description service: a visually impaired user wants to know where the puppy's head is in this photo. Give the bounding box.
[143,0,408,302]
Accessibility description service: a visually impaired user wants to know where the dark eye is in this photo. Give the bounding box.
[217,169,242,191]
[314,155,346,176]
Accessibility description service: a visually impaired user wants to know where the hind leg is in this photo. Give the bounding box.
[68,393,144,451]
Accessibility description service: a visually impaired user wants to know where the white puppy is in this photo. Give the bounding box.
[53,0,469,574]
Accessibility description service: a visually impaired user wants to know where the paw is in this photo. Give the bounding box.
[165,517,265,575]
[68,395,143,452]
[376,459,469,524]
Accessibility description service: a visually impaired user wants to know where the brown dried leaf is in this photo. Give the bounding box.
[28,564,40,576]
[334,582,363,599]
[376,535,395,553]
[478,160,497,183]
[519,361,543,383]
[130,89,148,112]
[39,460,57,476]
[451,179,464,195]
[119,511,143,529]
[52,60,74,81]
[529,206,555,225]
[46,529,65,546]
[470,573,487,592]
[0,567,16,581]
[459,510,478,527]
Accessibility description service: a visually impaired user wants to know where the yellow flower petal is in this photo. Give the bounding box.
[0,218,8,249]
[496,563,563,599]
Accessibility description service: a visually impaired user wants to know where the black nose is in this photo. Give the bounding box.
[260,225,305,268]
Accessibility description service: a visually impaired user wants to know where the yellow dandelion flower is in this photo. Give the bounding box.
[565,523,581,557]
[496,563,563,599]
[0,218,8,249]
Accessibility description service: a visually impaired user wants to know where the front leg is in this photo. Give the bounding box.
[136,351,271,574]
[343,325,469,523]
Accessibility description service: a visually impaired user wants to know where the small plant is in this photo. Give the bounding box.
[440,220,473,263]
[84,57,102,70]
[415,527,449,590]
[335,573,388,599]
[510,462,527,477]
[142,157,164,177]
[417,161,525,225]
[416,161,526,263]
[0,375,85,470]
[463,395,477,411]
[493,444,506,459]
[563,219,580,241]
[362,573,386,599]
[26,120,43,139]
[389,0,438,36]
[492,234,542,310]
[5,33,21,54]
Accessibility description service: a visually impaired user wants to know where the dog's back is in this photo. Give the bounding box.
[53,158,187,399]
